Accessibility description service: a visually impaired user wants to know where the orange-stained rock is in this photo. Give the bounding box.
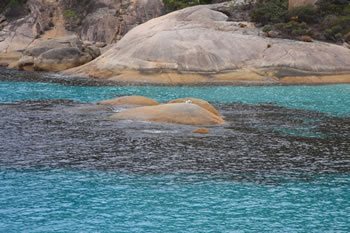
[192,128,210,134]
[98,96,159,106]
[300,35,312,42]
[109,103,226,126]
[168,98,220,117]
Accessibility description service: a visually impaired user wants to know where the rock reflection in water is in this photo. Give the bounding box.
[0,99,349,182]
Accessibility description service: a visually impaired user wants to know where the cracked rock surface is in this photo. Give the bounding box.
[0,0,164,55]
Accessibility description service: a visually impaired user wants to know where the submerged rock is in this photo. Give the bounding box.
[168,98,220,117]
[70,3,350,84]
[98,96,159,106]
[109,103,226,126]
[192,128,210,134]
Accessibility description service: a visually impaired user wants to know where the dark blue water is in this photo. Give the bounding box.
[1,69,350,232]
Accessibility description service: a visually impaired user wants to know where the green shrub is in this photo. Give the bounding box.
[251,0,288,25]
[0,0,27,18]
[63,9,76,18]
[287,4,317,23]
[262,25,272,32]
[322,16,350,40]
[275,21,310,36]
[163,0,213,12]
[316,0,350,16]
[344,4,350,14]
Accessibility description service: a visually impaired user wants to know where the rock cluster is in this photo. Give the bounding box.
[78,0,164,43]
[101,96,225,126]
[70,3,350,85]
[16,36,100,71]
[0,0,164,65]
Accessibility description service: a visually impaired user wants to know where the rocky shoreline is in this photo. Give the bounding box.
[0,1,350,85]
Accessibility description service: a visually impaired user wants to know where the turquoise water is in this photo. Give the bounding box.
[1,81,350,116]
[1,169,350,232]
[1,71,350,232]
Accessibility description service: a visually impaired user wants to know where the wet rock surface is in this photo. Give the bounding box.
[168,97,221,117]
[109,103,226,126]
[98,96,159,106]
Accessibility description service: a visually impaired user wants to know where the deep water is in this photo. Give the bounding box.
[1,69,350,232]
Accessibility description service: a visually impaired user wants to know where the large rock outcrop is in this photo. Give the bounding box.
[0,0,164,64]
[78,0,164,43]
[70,2,350,85]
[109,103,226,125]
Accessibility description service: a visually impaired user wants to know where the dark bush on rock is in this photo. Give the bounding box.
[250,0,350,43]
[163,0,214,12]
[251,0,288,24]
[287,4,317,23]
[1,0,28,18]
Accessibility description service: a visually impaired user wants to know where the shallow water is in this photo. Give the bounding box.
[1,69,350,232]
[1,69,350,117]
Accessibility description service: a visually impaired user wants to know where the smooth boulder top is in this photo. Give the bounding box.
[16,36,101,71]
[97,96,159,106]
[70,3,350,84]
[33,47,91,72]
[168,97,220,117]
[109,103,226,126]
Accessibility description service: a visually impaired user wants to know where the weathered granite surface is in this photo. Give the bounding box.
[15,36,100,71]
[0,0,164,57]
[69,3,350,85]
[109,103,226,126]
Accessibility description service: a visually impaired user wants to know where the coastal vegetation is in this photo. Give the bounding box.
[162,0,350,43]
[163,0,215,12]
[0,0,27,18]
[251,0,350,43]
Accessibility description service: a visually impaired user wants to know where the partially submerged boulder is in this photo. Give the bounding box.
[109,103,226,126]
[192,128,210,134]
[98,96,159,106]
[168,98,220,117]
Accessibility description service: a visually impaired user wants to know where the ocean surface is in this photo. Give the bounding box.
[1,69,350,232]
